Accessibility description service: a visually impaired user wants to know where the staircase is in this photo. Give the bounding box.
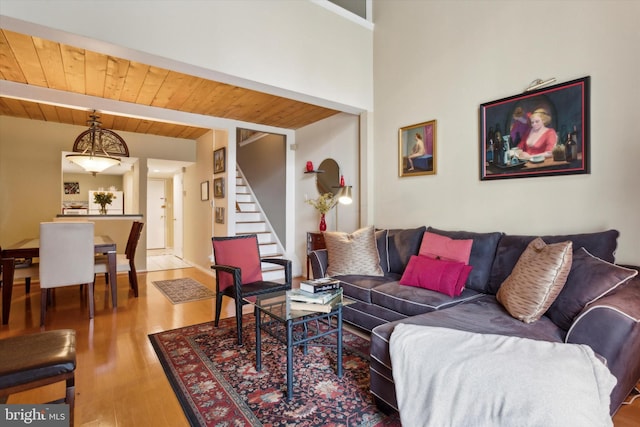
[234,168,286,282]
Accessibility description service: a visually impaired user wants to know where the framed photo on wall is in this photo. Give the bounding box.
[64,182,80,194]
[200,181,209,201]
[215,207,225,224]
[399,120,437,177]
[480,76,590,180]
[213,177,225,198]
[214,147,226,174]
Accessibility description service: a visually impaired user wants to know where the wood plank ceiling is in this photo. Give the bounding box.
[0,29,341,139]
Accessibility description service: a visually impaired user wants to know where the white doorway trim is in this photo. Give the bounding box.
[173,171,184,258]
[147,178,167,249]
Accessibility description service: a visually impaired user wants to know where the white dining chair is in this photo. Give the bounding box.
[39,222,96,326]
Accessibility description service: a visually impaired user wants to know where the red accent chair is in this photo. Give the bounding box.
[212,234,292,345]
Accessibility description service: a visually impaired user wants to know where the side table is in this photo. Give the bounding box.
[306,232,326,279]
[245,290,348,401]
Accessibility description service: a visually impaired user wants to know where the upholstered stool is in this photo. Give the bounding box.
[0,329,76,426]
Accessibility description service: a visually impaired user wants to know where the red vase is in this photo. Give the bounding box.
[306,161,314,172]
[319,214,327,231]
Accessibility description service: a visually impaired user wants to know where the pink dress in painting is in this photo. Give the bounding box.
[517,128,557,155]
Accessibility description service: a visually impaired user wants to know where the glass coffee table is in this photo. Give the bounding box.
[243,289,352,401]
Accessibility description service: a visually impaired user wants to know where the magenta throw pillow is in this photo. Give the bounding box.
[400,255,472,297]
[419,231,473,264]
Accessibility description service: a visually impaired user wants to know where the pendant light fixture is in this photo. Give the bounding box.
[66,110,129,175]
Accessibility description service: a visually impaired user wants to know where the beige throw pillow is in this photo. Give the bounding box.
[324,226,384,277]
[497,237,573,323]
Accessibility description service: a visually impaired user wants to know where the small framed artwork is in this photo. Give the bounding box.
[399,120,437,177]
[214,147,226,174]
[200,181,209,201]
[215,207,225,224]
[480,76,590,181]
[64,182,80,194]
[213,177,225,198]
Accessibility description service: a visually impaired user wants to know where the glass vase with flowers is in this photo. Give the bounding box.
[93,191,116,215]
[305,193,337,231]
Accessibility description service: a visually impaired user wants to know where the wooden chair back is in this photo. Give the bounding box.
[125,221,144,260]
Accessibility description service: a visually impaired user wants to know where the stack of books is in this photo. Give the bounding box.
[299,277,341,294]
[287,287,343,313]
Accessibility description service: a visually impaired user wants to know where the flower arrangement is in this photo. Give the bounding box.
[305,192,337,214]
[93,191,116,206]
[94,191,116,214]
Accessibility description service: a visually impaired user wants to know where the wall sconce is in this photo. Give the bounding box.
[334,175,353,204]
[334,175,353,231]
[337,185,352,205]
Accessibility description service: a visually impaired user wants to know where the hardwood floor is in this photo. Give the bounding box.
[146,250,192,272]
[1,267,638,426]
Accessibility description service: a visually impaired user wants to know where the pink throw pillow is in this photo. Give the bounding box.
[419,231,473,264]
[400,255,472,297]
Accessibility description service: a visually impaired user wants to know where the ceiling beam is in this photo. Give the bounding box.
[0,79,296,136]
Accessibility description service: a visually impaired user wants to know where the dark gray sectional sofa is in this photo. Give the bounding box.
[309,226,640,415]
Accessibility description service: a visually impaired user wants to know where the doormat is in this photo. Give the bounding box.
[152,278,216,304]
[148,316,400,426]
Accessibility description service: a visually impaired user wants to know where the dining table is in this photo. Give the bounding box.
[1,235,118,325]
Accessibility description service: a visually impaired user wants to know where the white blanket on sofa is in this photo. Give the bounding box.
[389,324,616,427]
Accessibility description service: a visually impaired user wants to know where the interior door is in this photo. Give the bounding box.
[147,179,166,249]
[173,172,184,258]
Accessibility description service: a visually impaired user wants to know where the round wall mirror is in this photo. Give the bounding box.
[316,158,340,196]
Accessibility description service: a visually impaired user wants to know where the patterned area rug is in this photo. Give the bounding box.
[149,316,400,426]
[152,278,216,304]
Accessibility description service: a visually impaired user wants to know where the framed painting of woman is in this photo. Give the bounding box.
[479,76,590,181]
[399,120,437,177]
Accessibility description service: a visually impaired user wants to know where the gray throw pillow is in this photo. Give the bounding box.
[427,227,503,294]
[375,229,389,273]
[488,230,619,294]
[545,248,638,331]
[385,226,427,275]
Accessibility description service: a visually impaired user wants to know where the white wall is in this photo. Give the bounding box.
[372,0,640,264]
[0,0,373,112]
[183,131,215,270]
[296,112,360,276]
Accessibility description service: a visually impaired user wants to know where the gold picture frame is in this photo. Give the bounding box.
[213,177,225,198]
[215,207,225,224]
[399,120,437,177]
[214,147,226,174]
